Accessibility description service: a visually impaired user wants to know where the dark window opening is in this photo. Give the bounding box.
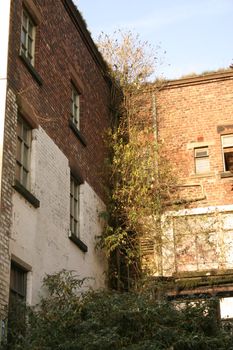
[7,263,27,347]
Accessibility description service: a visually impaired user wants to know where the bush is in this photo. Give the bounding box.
[2,270,233,350]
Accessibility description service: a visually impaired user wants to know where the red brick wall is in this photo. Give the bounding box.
[8,0,111,201]
[156,72,233,208]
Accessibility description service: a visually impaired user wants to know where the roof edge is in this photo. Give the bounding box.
[61,0,110,84]
[161,70,233,89]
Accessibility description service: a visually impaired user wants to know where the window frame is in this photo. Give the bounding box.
[69,77,87,146]
[71,84,80,130]
[70,175,80,238]
[69,173,87,252]
[221,134,233,173]
[194,146,210,174]
[20,7,36,66]
[14,113,40,208]
[16,115,32,190]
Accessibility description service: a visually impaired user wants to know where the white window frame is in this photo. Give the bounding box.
[21,8,36,65]
[16,116,32,190]
[70,176,80,237]
[71,84,80,129]
[194,147,210,174]
[221,134,233,172]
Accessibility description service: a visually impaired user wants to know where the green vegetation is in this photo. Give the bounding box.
[2,270,233,350]
[97,30,175,289]
[4,31,233,350]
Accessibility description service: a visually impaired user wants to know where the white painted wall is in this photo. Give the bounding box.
[220,297,233,319]
[0,0,11,197]
[10,126,107,305]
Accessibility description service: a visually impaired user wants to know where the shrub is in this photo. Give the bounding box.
[2,271,233,350]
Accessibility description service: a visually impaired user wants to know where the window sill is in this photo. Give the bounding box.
[69,232,88,253]
[19,53,43,86]
[220,171,233,178]
[189,172,215,179]
[69,119,87,147]
[13,180,40,208]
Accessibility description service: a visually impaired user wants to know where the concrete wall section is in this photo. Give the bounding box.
[160,205,233,277]
[11,126,107,305]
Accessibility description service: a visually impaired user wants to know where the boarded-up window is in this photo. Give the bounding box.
[194,147,210,174]
[173,215,218,273]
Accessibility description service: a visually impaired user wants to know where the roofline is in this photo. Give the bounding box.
[61,0,110,84]
[161,70,233,90]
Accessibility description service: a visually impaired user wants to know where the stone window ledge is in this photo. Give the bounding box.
[19,53,43,86]
[13,180,40,208]
[220,171,233,178]
[189,172,215,179]
[69,232,88,253]
[69,119,87,147]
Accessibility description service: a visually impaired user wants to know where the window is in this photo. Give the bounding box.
[71,84,80,129]
[8,263,27,346]
[194,147,210,174]
[10,263,27,302]
[69,170,87,252]
[70,176,80,237]
[221,134,233,172]
[21,8,36,65]
[16,116,32,190]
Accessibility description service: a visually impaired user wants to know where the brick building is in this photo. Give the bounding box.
[0,0,112,336]
[141,70,233,317]
[1,0,233,336]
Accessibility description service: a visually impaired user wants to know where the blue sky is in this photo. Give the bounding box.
[75,0,233,80]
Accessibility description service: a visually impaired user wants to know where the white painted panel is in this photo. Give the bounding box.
[11,127,107,305]
[220,297,233,319]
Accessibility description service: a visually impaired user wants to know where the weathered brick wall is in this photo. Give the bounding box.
[154,72,233,281]
[156,72,233,208]
[8,0,111,201]
[0,0,111,313]
[11,126,107,305]
[0,88,17,320]
[134,73,233,279]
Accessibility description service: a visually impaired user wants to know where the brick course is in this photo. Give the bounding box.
[135,72,233,284]
[8,0,111,201]
[0,88,17,320]
[1,0,111,319]
[156,71,233,208]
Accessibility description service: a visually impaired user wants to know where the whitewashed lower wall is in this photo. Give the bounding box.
[10,126,107,305]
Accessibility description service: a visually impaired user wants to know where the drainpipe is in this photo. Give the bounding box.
[152,92,158,142]
[152,90,163,277]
